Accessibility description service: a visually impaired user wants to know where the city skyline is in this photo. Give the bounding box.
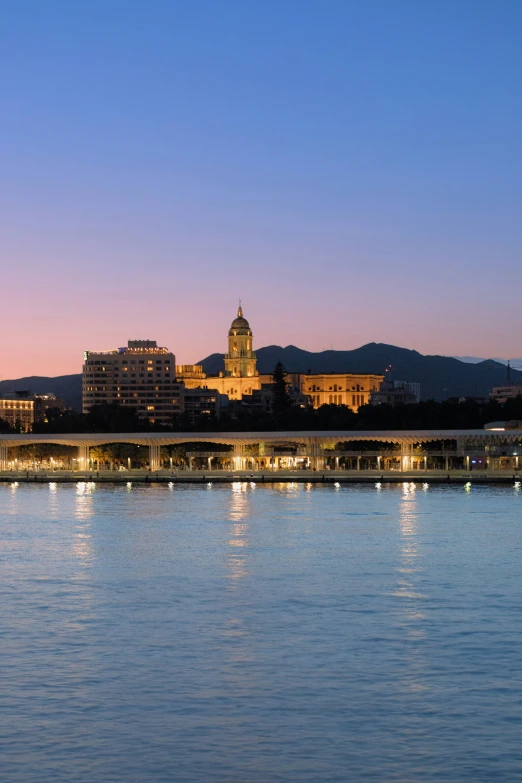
[2,299,522,381]
[2,1,521,378]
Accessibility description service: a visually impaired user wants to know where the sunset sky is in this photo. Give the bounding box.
[2,0,521,379]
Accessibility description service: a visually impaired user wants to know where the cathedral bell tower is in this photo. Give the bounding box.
[224,303,258,378]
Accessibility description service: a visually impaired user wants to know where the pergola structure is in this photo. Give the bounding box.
[1,430,521,472]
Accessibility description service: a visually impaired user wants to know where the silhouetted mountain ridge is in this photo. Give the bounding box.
[199,342,521,401]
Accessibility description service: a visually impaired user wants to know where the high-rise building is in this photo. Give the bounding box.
[83,340,181,426]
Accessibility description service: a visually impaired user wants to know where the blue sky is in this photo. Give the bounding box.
[1,0,521,376]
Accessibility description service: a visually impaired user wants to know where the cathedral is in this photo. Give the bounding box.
[176,304,383,409]
[176,304,262,400]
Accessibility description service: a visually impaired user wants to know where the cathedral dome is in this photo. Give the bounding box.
[229,304,250,331]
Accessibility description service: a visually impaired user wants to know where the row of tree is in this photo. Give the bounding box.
[1,394,519,435]
[1,362,521,434]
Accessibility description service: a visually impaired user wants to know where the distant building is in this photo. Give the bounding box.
[176,364,207,383]
[34,393,66,421]
[370,380,419,406]
[489,385,522,403]
[181,388,227,422]
[0,391,65,431]
[83,340,181,426]
[0,394,35,431]
[233,383,312,415]
[296,372,382,410]
[401,381,421,402]
[235,386,274,414]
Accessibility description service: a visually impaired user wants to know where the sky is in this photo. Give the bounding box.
[1,0,521,378]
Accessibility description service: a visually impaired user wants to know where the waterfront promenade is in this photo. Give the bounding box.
[1,469,520,485]
[0,429,520,481]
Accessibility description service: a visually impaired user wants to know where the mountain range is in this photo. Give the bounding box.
[2,343,518,412]
[199,343,520,401]
[454,356,522,366]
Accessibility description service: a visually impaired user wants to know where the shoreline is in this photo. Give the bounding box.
[1,470,520,485]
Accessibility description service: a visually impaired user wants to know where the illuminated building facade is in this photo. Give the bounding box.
[0,395,35,432]
[83,340,181,425]
[224,304,257,379]
[180,305,260,400]
[298,372,383,409]
[179,306,383,410]
[0,392,66,432]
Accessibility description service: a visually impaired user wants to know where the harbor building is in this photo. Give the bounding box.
[83,340,182,426]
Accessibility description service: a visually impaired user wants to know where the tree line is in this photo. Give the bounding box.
[1,361,521,435]
[0,396,518,436]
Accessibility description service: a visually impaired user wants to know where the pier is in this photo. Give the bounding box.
[0,429,520,482]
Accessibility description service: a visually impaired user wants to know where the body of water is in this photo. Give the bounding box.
[1,481,521,782]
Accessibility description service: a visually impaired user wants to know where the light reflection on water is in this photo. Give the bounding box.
[72,482,94,565]
[0,482,521,783]
[396,484,429,695]
[226,482,250,584]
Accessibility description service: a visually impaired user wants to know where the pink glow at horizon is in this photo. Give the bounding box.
[2,261,519,379]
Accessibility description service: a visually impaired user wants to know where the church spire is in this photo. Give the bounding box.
[238,299,243,318]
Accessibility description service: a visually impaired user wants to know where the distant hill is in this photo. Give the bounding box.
[2,344,520,411]
[455,356,522,367]
[199,343,522,401]
[0,375,82,412]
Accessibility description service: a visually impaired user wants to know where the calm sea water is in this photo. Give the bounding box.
[1,481,521,782]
